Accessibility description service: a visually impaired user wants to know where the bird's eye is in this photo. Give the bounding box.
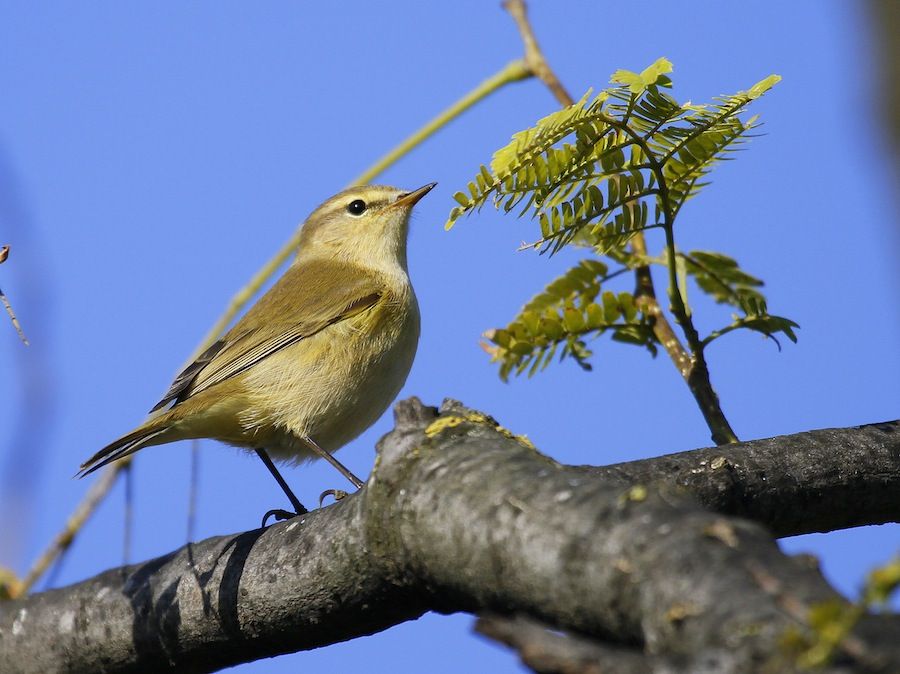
[347,199,367,216]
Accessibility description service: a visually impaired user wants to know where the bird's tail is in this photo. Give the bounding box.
[77,423,171,478]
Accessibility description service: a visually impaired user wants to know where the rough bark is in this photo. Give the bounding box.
[1,399,898,673]
[593,419,900,537]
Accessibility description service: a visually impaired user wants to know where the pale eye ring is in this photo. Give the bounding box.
[347,199,367,216]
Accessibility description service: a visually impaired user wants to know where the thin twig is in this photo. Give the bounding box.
[503,0,574,107]
[352,60,531,185]
[122,461,133,565]
[14,462,121,597]
[631,233,692,377]
[0,245,29,346]
[187,440,199,542]
[613,114,739,443]
[655,158,738,444]
[19,57,533,597]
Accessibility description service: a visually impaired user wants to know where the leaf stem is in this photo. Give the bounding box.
[656,166,739,445]
[352,59,532,185]
[631,233,692,375]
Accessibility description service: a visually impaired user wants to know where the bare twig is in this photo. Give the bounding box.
[0,245,29,346]
[503,0,574,107]
[631,233,692,376]
[187,440,199,542]
[477,614,655,674]
[352,59,531,185]
[13,462,121,597]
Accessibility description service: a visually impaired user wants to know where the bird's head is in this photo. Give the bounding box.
[296,183,436,271]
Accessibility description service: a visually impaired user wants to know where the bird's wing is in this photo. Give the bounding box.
[149,260,383,412]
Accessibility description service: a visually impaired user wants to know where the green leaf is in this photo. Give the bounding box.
[704,314,800,349]
[485,259,653,378]
[681,250,765,308]
[747,74,781,99]
[611,57,673,94]
[452,191,471,207]
[864,557,900,605]
[609,69,643,94]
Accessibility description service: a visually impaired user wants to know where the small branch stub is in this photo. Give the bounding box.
[0,244,29,345]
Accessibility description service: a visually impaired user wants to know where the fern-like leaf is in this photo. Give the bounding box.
[446,59,787,380]
[485,260,655,380]
[445,60,779,262]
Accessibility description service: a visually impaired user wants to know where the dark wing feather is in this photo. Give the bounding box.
[149,338,227,412]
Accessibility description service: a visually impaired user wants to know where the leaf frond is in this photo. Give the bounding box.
[485,261,655,380]
[444,59,785,379]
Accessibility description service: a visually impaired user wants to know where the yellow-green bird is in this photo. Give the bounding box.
[78,183,435,521]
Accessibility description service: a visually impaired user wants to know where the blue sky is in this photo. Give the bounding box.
[1,2,898,672]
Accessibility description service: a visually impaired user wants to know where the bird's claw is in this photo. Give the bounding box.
[318,489,349,508]
[261,507,306,527]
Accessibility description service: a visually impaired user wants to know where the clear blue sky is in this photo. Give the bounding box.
[1,2,897,672]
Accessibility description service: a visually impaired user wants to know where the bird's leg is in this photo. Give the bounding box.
[254,448,308,526]
[302,436,365,489]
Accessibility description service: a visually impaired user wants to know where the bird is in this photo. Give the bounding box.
[78,183,435,522]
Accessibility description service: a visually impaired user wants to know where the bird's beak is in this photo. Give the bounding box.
[394,182,437,208]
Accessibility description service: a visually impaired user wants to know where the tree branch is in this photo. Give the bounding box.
[592,419,900,538]
[476,614,658,674]
[503,0,574,107]
[2,400,897,673]
[0,244,29,346]
[630,234,693,379]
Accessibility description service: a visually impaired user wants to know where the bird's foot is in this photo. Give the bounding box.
[261,506,308,528]
[319,488,350,508]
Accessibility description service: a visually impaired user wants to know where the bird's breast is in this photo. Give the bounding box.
[242,282,419,461]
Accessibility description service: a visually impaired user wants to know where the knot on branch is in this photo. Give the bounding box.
[373,397,545,491]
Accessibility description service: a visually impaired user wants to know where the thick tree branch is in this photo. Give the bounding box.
[594,419,900,538]
[1,400,898,673]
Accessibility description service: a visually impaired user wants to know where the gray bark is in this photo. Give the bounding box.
[595,419,900,537]
[1,399,898,673]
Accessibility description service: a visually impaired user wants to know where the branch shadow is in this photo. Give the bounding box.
[121,527,266,665]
